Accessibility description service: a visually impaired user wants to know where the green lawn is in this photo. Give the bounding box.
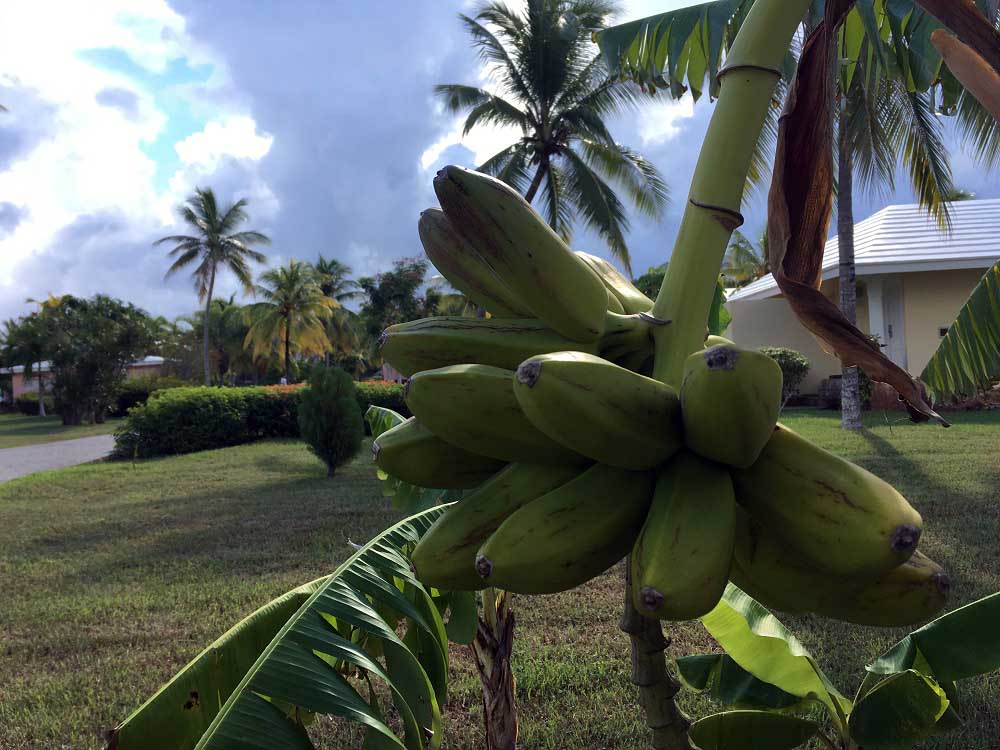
[0,413,121,449]
[0,410,998,749]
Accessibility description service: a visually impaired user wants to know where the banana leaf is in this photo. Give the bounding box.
[676,653,804,711]
[365,406,463,513]
[847,670,950,750]
[920,260,1000,402]
[689,710,819,750]
[110,506,451,750]
[700,584,852,732]
[708,277,732,336]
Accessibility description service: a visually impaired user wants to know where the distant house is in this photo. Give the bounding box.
[1,356,165,399]
[726,199,1000,395]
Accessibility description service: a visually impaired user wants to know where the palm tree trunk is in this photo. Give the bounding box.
[284,315,292,383]
[838,102,862,430]
[203,269,216,387]
[523,159,548,204]
[36,369,46,417]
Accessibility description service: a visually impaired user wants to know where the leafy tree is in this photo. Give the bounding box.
[298,366,364,477]
[634,263,667,300]
[358,257,440,342]
[155,187,270,386]
[244,260,336,383]
[436,0,669,273]
[35,295,154,425]
[1,315,50,416]
[722,230,769,289]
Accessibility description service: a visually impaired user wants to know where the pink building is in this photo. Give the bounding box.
[3,356,164,399]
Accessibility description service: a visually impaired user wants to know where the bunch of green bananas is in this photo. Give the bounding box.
[374,165,948,627]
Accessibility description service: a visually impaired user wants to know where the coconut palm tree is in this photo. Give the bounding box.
[244,260,336,382]
[313,256,361,303]
[722,230,769,289]
[155,187,270,386]
[436,0,668,274]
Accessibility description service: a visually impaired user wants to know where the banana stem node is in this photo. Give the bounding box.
[638,312,672,327]
[717,63,783,81]
[688,199,745,232]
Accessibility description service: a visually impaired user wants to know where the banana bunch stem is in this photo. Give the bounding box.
[633,1,814,747]
[649,0,811,388]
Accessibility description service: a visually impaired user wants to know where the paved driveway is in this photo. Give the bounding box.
[0,434,115,483]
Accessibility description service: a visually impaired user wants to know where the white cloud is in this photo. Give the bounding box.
[419,113,519,171]
[174,116,273,169]
[636,97,696,145]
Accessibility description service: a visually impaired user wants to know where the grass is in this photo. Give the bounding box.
[0,413,121,449]
[0,410,998,749]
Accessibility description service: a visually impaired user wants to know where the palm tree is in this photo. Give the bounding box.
[835,61,956,429]
[244,260,336,383]
[943,186,976,201]
[155,187,270,386]
[436,0,668,274]
[313,256,361,303]
[1,316,48,415]
[721,230,769,289]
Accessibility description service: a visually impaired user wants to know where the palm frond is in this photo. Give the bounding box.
[458,13,534,105]
[461,95,530,135]
[955,89,1000,170]
[541,161,575,242]
[109,506,460,750]
[562,147,631,273]
[578,139,669,219]
[478,143,531,193]
[921,260,1000,402]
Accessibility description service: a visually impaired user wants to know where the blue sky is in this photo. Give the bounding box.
[0,0,997,322]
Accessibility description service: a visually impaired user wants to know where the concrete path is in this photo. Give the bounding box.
[0,434,115,483]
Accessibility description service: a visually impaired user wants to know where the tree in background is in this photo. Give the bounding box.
[313,256,366,368]
[36,295,154,425]
[1,315,51,415]
[155,187,270,386]
[721,230,769,289]
[436,0,668,273]
[244,260,336,383]
[358,257,440,345]
[634,263,667,300]
[298,366,364,477]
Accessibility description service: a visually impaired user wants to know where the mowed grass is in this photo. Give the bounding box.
[0,413,121,449]
[0,410,998,749]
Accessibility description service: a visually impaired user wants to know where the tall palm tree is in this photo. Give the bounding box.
[835,60,956,429]
[313,256,361,303]
[244,260,336,382]
[436,0,668,274]
[155,187,270,385]
[721,230,769,289]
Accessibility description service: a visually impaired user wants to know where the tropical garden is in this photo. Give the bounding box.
[2,2,1000,750]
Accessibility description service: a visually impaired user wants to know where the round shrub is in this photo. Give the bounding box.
[759,347,810,406]
[298,367,364,477]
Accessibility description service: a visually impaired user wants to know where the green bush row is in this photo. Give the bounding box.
[111,375,192,417]
[113,379,407,458]
[14,392,57,415]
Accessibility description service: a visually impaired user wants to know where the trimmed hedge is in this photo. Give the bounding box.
[113,380,407,458]
[14,393,57,415]
[112,375,191,417]
[759,347,811,405]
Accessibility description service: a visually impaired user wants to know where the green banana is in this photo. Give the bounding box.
[380,317,598,377]
[434,165,609,342]
[513,351,683,470]
[732,424,923,576]
[411,462,584,591]
[576,251,653,314]
[731,510,948,625]
[404,364,583,464]
[631,452,737,621]
[372,417,505,489]
[704,335,734,348]
[418,208,532,318]
[605,288,626,314]
[475,463,655,594]
[680,344,782,468]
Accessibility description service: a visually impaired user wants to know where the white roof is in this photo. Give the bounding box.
[1,355,164,375]
[728,198,1000,302]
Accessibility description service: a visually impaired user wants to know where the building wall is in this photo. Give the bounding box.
[902,268,986,376]
[726,278,871,394]
[11,364,162,400]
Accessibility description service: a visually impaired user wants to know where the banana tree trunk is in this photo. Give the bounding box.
[471,588,517,750]
[838,101,862,430]
[203,269,216,387]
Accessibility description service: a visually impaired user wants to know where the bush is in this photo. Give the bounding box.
[355,380,409,418]
[759,347,811,406]
[298,368,364,477]
[112,375,191,417]
[14,392,57,415]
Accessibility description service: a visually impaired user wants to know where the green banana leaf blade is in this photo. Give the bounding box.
[847,670,950,750]
[110,506,451,750]
[676,653,804,711]
[920,260,1000,402]
[365,406,464,513]
[689,710,819,750]
[699,584,852,732]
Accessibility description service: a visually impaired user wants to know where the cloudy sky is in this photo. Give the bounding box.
[1,1,997,322]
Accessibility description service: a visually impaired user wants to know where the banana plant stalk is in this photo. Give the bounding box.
[472,587,518,750]
[629,1,815,747]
